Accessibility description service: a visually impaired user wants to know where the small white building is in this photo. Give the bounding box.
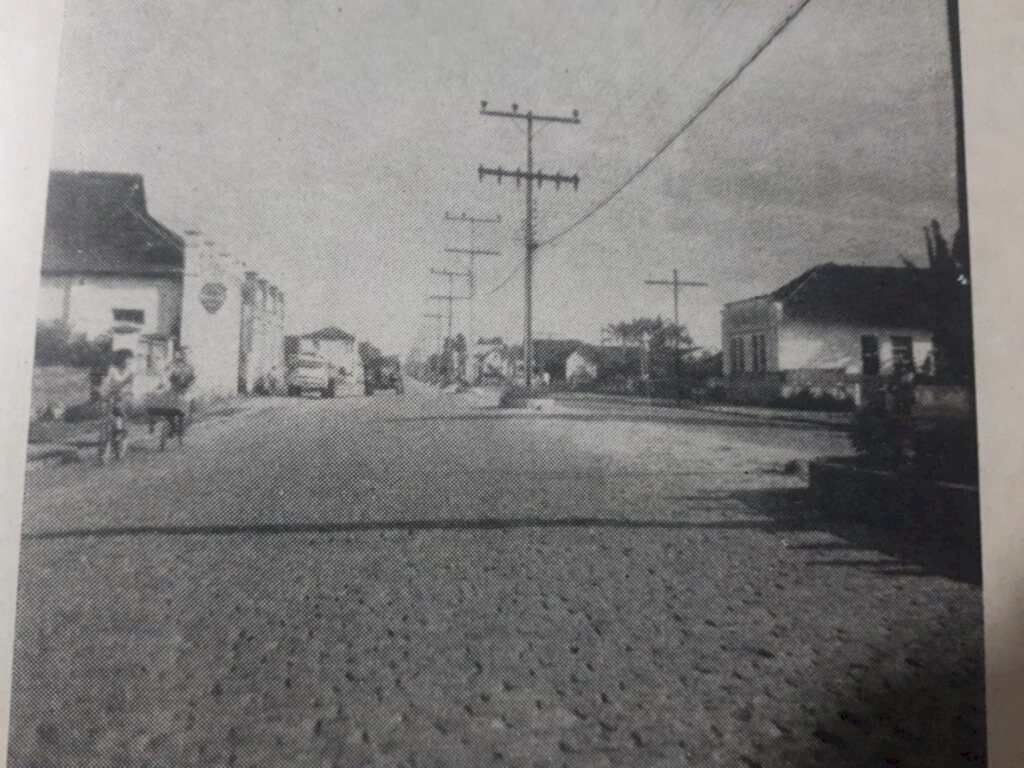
[721,263,937,405]
[39,170,285,401]
[39,171,185,395]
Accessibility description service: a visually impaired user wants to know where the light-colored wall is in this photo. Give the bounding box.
[566,351,597,380]
[38,273,182,339]
[721,297,782,375]
[779,320,932,375]
[180,239,244,398]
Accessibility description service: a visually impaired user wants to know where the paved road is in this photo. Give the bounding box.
[10,388,984,767]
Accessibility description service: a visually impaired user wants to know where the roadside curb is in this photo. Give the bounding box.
[692,404,852,430]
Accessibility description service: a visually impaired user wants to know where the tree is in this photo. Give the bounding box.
[923,220,973,382]
[34,320,112,369]
[605,317,693,349]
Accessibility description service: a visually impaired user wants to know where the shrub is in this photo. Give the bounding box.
[850,402,914,468]
[35,321,112,369]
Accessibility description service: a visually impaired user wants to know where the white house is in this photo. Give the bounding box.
[721,263,937,404]
[39,170,285,400]
[39,171,186,395]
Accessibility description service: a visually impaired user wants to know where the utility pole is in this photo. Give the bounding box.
[478,101,580,388]
[430,269,470,385]
[421,312,446,382]
[445,211,501,384]
[945,0,969,244]
[645,269,708,404]
[430,268,471,340]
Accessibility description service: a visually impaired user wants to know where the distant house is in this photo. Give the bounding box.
[566,345,645,384]
[473,338,583,383]
[39,171,185,369]
[721,263,938,404]
[529,339,585,382]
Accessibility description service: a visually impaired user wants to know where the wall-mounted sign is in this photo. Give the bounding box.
[200,282,227,314]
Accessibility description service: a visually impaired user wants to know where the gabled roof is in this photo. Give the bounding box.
[42,170,185,276]
[570,344,645,368]
[503,339,586,366]
[731,263,939,328]
[305,326,355,341]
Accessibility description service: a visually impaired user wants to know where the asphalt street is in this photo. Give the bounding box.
[10,387,985,767]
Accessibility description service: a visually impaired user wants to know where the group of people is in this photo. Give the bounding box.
[96,346,196,462]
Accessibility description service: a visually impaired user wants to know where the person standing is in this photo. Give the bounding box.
[98,349,135,463]
[164,346,196,438]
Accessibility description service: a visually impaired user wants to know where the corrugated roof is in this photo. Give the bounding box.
[42,170,184,276]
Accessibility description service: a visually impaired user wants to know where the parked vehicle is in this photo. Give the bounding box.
[365,358,403,395]
[286,353,335,398]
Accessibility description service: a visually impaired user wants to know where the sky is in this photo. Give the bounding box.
[49,0,960,357]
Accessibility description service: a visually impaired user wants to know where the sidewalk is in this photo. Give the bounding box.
[550,390,852,428]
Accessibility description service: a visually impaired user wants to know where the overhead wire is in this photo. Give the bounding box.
[536,0,815,249]
[485,0,703,297]
[485,0,752,295]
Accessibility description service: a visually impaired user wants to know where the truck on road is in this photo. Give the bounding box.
[286,352,336,398]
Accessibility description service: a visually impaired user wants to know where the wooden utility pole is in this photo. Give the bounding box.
[478,101,580,388]
[946,0,969,243]
[644,270,708,404]
[430,268,470,385]
[445,211,501,383]
[421,311,446,379]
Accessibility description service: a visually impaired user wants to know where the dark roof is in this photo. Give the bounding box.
[571,344,645,368]
[306,327,355,341]
[745,263,939,328]
[42,171,185,275]
[505,339,585,365]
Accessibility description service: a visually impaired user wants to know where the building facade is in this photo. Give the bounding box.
[39,170,285,401]
[239,273,286,394]
[721,263,937,404]
[39,171,185,395]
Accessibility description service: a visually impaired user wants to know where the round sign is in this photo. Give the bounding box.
[200,282,227,314]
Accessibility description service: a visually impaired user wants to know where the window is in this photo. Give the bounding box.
[861,335,880,376]
[891,336,915,375]
[730,336,747,374]
[750,334,768,373]
[112,308,145,325]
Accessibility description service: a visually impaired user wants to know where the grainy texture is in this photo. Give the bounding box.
[10,390,984,767]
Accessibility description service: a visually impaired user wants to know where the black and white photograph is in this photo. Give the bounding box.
[2,0,991,765]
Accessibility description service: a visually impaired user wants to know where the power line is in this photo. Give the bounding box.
[478,102,582,388]
[537,0,815,249]
[487,258,525,296]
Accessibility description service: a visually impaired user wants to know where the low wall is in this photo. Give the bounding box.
[809,457,981,580]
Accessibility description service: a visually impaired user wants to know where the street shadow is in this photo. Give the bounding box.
[729,487,981,586]
[22,515,784,542]
[756,648,987,767]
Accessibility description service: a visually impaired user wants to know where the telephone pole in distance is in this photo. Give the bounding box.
[645,269,708,404]
[445,211,501,383]
[430,268,470,385]
[478,101,580,388]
